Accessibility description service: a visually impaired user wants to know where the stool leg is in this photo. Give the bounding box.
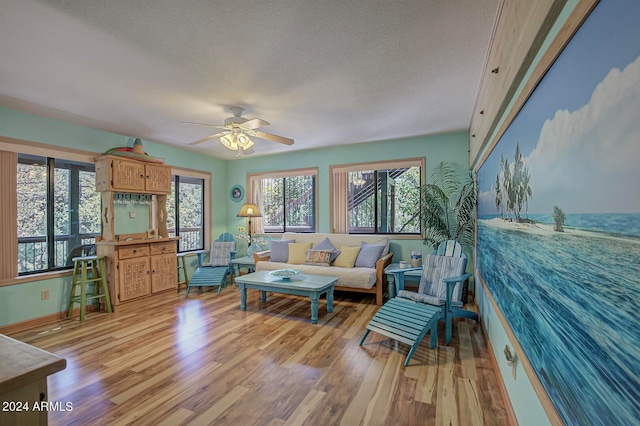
[98,257,112,313]
[182,256,190,286]
[80,261,88,321]
[67,261,80,318]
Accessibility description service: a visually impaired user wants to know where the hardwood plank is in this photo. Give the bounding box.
[459,321,479,381]
[5,289,511,425]
[436,345,457,425]
[188,385,250,426]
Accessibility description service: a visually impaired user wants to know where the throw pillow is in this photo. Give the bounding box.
[305,249,333,267]
[269,239,294,262]
[288,242,313,264]
[354,242,385,268]
[333,245,361,268]
[313,237,341,263]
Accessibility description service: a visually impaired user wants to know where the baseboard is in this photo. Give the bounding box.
[0,306,97,335]
[480,321,518,426]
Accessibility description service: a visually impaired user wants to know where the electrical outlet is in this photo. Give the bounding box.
[238,226,245,233]
[129,211,136,219]
[41,289,50,300]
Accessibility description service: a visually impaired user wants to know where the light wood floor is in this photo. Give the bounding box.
[9,287,510,426]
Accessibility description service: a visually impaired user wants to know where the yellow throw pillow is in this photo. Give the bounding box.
[333,245,361,268]
[287,242,313,264]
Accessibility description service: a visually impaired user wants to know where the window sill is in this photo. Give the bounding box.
[0,270,73,288]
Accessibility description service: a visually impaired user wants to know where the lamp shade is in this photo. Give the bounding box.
[237,203,262,217]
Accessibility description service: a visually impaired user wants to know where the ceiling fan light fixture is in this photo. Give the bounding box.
[237,133,252,148]
[220,134,237,151]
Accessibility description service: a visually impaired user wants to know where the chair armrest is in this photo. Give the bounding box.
[443,273,472,311]
[195,250,210,267]
[253,250,271,264]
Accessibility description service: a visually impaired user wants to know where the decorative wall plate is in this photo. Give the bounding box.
[230,185,244,202]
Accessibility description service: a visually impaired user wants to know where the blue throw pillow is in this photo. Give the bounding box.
[269,239,294,262]
[313,237,341,262]
[354,242,385,268]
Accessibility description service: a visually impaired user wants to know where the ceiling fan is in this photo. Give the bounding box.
[185,107,294,155]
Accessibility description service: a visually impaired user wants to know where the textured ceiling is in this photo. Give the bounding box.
[0,0,500,160]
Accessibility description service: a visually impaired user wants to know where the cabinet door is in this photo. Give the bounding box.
[111,158,146,191]
[145,164,172,194]
[151,254,178,293]
[118,257,150,301]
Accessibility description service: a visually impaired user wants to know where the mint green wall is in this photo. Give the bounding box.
[0,106,227,327]
[226,132,470,259]
[0,107,468,328]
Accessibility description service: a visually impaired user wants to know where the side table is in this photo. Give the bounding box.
[384,263,422,298]
[231,255,256,280]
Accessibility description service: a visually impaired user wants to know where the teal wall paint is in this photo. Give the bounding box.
[0,106,228,327]
[226,131,470,260]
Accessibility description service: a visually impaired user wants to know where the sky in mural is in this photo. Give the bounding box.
[478,1,640,215]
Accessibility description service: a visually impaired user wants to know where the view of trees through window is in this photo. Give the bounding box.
[166,175,204,251]
[348,166,421,234]
[261,175,316,233]
[17,155,100,274]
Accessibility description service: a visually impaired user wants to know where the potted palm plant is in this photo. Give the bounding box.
[416,162,476,303]
[419,161,477,250]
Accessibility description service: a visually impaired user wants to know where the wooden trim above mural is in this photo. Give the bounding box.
[469,0,602,168]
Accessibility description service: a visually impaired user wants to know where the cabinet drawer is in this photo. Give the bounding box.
[118,244,149,259]
[150,241,176,255]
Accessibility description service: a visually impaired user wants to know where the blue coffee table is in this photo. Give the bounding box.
[234,271,337,324]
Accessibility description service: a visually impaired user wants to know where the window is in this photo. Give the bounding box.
[17,154,100,274]
[331,158,424,235]
[167,175,205,252]
[248,168,318,234]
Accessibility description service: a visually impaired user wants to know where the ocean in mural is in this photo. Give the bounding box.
[476,1,640,424]
[477,215,640,424]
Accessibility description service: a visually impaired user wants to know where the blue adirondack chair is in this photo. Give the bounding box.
[360,241,477,365]
[186,233,236,296]
[395,242,477,344]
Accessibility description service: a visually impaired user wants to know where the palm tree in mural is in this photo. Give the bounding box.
[494,174,503,218]
[521,164,533,219]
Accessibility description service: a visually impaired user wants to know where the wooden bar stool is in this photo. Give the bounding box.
[177,253,190,293]
[67,255,112,321]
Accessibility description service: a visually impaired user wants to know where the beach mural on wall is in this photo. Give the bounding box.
[476,1,640,424]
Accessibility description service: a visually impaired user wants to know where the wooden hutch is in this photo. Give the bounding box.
[95,155,178,308]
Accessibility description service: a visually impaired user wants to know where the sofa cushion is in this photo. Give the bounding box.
[288,242,312,264]
[354,242,385,268]
[313,237,341,262]
[270,239,294,262]
[256,261,377,289]
[282,232,390,256]
[305,249,333,267]
[334,245,361,268]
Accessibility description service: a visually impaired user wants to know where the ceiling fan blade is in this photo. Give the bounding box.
[241,147,255,155]
[182,121,226,129]
[253,130,294,146]
[242,118,270,130]
[189,131,227,145]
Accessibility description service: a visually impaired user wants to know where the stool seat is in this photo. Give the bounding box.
[67,255,112,321]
